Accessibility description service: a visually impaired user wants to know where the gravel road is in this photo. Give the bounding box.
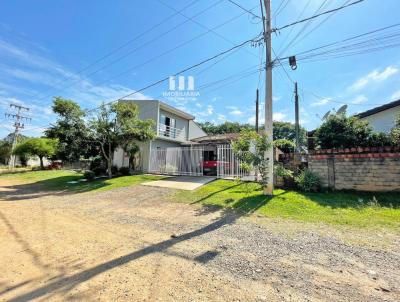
[0,182,399,301]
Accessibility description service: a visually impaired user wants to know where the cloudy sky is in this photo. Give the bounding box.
[1,0,400,138]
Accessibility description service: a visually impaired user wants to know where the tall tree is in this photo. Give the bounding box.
[13,138,58,169]
[45,97,92,162]
[90,102,155,178]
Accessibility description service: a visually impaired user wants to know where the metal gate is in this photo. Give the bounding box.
[149,146,204,176]
[217,144,255,180]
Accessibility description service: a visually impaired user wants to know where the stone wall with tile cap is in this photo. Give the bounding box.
[308,147,400,192]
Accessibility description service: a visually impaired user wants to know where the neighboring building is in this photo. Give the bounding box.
[356,99,400,133]
[113,99,206,172]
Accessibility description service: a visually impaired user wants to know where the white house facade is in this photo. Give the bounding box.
[357,99,400,133]
[112,99,206,172]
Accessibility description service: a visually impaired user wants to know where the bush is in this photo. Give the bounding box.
[92,166,106,176]
[274,162,293,177]
[83,170,95,181]
[111,165,118,175]
[119,166,130,176]
[89,156,105,170]
[273,139,295,153]
[295,169,321,192]
[315,114,372,149]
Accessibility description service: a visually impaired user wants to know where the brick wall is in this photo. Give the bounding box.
[309,147,400,192]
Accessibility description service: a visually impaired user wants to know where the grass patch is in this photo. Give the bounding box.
[173,179,400,229]
[0,170,164,193]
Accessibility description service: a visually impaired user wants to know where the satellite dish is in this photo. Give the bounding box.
[336,105,347,115]
[322,110,331,120]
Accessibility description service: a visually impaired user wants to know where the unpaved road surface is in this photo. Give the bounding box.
[0,180,399,301]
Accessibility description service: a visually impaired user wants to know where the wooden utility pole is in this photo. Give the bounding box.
[262,0,274,195]
[255,89,259,133]
[294,82,300,153]
[5,104,30,169]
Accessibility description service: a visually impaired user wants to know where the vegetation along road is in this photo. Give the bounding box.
[0,171,399,301]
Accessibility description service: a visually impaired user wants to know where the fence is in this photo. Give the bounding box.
[149,146,204,176]
[217,144,255,180]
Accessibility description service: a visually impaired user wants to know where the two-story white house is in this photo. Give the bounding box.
[113,99,206,173]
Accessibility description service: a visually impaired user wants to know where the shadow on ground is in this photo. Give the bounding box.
[0,176,113,201]
[3,199,265,301]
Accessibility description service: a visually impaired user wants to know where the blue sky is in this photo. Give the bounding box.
[1,0,400,138]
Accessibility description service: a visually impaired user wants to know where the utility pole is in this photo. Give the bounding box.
[294,82,300,153]
[5,104,30,169]
[255,89,259,133]
[262,0,274,195]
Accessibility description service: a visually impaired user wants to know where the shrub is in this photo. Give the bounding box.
[83,170,95,181]
[295,169,321,192]
[274,162,293,178]
[111,165,119,175]
[89,156,105,170]
[315,114,372,149]
[273,139,295,153]
[92,166,106,176]
[119,166,130,176]
[367,132,393,147]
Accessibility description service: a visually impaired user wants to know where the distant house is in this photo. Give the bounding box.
[113,99,206,173]
[356,99,400,133]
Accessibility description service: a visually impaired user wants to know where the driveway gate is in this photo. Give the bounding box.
[149,146,204,176]
[216,144,255,180]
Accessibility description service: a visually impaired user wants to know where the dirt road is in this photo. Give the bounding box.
[0,181,399,301]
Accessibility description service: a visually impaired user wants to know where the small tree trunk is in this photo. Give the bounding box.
[108,143,112,178]
[39,156,44,170]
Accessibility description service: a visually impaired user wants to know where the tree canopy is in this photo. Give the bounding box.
[45,97,93,161]
[90,101,156,178]
[13,138,58,169]
[198,121,307,148]
[314,113,399,149]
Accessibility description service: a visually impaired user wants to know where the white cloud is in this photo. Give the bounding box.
[217,114,226,121]
[311,98,330,107]
[349,66,398,91]
[226,106,243,116]
[391,90,400,100]
[273,112,286,121]
[197,105,213,117]
[351,95,368,104]
[273,95,281,102]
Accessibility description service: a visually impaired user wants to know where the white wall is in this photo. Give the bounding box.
[188,120,207,140]
[360,106,400,133]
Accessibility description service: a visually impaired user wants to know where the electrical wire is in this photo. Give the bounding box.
[275,0,365,31]
[227,0,262,19]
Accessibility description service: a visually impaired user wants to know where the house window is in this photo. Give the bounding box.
[159,114,176,138]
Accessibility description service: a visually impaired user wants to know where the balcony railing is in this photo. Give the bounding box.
[158,124,186,141]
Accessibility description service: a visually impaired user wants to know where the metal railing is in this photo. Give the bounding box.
[217,144,255,180]
[149,147,204,176]
[158,124,186,141]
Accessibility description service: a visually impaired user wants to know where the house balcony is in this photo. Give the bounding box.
[158,124,186,141]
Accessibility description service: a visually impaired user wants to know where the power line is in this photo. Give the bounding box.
[277,0,329,57]
[32,0,224,104]
[275,0,365,32]
[83,35,262,113]
[24,0,200,102]
[227,0,261,19]
[274,0,291,17]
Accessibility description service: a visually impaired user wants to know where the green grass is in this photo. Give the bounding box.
[0,170,164,193]
[173,179,400,229]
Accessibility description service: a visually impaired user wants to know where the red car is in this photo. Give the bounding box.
[203,160,230,176]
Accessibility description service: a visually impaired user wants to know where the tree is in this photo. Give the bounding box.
[273,121,307,148]
[199,121,307,148]
[0,140,11,165]
[198,121,253,135]
[390,114,400,145]
[13,138,58,169]
[45,97,93,162]
[232,129,272,194]
[90,102,156,178]
[273,138,296,153]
